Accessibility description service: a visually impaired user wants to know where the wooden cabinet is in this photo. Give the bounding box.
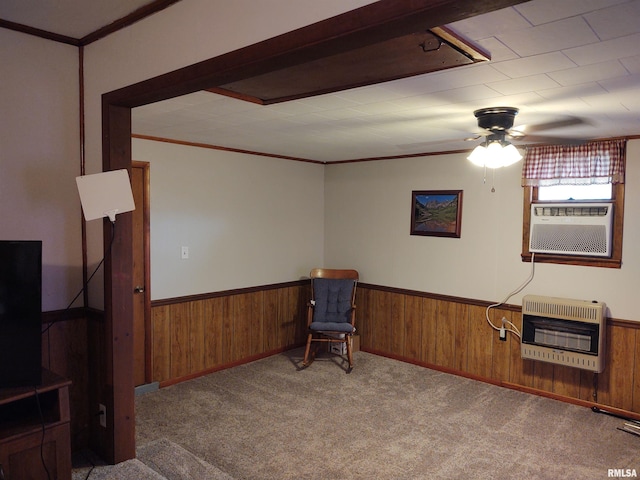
[0,369,71,480]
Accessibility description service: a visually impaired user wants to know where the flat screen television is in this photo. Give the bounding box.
[0,240,42,387]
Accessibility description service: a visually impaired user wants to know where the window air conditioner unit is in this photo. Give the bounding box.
[529,203,613,257]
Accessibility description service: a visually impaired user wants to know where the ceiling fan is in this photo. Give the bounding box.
[466,106,588,168]
[466,106,588,145]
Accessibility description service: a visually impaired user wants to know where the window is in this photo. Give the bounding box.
[521,140,626,268]
[537,183,611,201]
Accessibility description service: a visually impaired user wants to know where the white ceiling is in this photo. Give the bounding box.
[0,0,154,38]
[3,0,640,162]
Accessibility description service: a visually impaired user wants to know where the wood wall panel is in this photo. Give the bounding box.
[150,284,308,386]
[390,294,405,357]
[404,295,422,359]
[466,305,492,378]
[453,303,469,372]
[189,302,206,374]
[634,331,640,414]
[203,298,224,369]
[151,305,170,382]
[420,298,437,365]
[169,303,190,379]
[597,325,636,410]
[356,285,640,417]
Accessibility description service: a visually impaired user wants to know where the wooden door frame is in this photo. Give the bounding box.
[100,0,526,463]
[132,161,152,384]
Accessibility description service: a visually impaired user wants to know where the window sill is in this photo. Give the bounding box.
[521,252,621,269]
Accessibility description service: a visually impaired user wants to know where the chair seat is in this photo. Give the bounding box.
[309,322,355,333]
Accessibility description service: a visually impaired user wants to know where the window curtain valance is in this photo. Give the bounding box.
[521,139,626,187]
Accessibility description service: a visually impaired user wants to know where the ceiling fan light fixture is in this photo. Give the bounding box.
[467,144,487,167]
[466,140,522,169]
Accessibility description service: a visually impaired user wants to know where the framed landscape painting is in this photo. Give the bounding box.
[410,190,463,238]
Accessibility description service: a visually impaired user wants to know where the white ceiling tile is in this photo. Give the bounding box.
[563,32,640,65]
[536,82,609,101]
[497,17,600,57]
[488,74,560,95]
[514,0,631,26]
[476,37,519,62]
[432,84,503,103]
[447,7,532,41]
[410,64,510,94]
[491,52,576,78]
[581,94,630,113]
[547,60,629,86]
[620,54,640,73]
[584,0,640,40]
[293,93,361,111]
[598,72,640,95]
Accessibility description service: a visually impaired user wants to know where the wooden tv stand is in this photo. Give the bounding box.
[0,369,71,480]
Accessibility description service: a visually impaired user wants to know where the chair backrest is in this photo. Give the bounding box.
[310,268,359,281]
[310,269,358,324]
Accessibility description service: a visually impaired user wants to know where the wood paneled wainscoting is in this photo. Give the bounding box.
[149,280,640,418]
[357,284,640,419]
[150,281,309,386]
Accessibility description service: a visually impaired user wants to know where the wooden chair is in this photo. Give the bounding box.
[302,268,359,373]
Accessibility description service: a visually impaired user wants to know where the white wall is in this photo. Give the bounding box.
[132,139,325,299]
[0,29,82,311]
[324,140,640,322]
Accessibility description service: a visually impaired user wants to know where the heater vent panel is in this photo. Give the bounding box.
[521,295,606,373]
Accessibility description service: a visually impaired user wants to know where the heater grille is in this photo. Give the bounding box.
[521,295,606,373]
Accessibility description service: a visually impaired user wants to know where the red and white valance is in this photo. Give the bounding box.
[522,139,626,187]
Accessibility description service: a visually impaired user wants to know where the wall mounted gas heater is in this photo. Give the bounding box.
[521,295,606,373]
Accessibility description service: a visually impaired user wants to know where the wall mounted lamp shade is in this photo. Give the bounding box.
[76,169,135,222]
[467,141,522,168]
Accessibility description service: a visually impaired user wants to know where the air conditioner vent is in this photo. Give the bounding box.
[529,202,613,257]
[533,205,609,217]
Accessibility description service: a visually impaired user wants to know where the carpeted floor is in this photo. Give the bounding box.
[76,349,640,479]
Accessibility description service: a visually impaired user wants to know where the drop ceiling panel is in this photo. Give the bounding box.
[563,32,640,65]
[497,17,600,57]
[488,74,561,95]
[548,60,629,86]
[514,0,630,25]
[491,52,577,78]
[583,0,640,40]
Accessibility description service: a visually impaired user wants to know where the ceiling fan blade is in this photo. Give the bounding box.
[514,134,586,145]
[514,116,589,134]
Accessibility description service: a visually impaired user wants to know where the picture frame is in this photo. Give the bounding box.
[410,190,463,238]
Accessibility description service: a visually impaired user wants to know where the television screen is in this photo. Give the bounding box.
[0,240,42,387]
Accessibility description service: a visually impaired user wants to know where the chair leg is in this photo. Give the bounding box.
[346,335,353,373]
[302,333,313,367]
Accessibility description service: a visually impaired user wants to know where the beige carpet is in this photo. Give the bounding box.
[77,349,640,479]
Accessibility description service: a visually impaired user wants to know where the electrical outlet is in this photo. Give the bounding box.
[99,403,107,428]
[499,326,507,341]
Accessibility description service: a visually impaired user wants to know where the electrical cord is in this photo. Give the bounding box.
[485,252,536,339]
[34,387,52,480]
[41,221,116,335]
